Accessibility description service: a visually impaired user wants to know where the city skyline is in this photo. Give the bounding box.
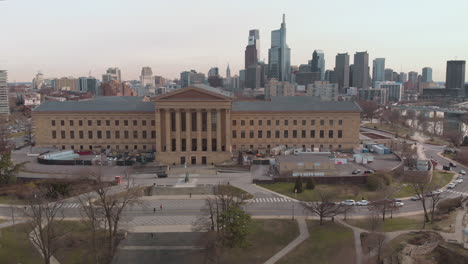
[1,0,467,82]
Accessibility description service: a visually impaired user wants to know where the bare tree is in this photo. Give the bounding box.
[400,141,417,167]
[303,190,344,225]
[427,184,443,224]
[25,121,34,145]
[78,193,106,264]
[416,113,429,134]
[369,184,400,222]
[444,130,463,148]
[84,167,142,257]
[410,182,432,227]
[357,100,379,123]
[23,192,67,264]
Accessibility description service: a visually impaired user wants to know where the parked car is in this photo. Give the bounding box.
[449,162,457,168]
[411,195,422,201]
[364,170,375,175]
[393,199,404,207]
[456,178,464,184]
[157,172,168,178]
[459,170,466,175]
[341,200,356,206]
[357,200,369,206]
[443,165,451,171]
[352,169,361,175]
[447,183,456,189]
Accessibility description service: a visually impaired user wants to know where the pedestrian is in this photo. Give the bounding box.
[189,192,192,198]
[151,233,154,238]
[153,207,156,213]
[160,204,163,211]
[332,216,334,222]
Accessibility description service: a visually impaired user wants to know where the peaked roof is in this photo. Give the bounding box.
[155,85,233,101]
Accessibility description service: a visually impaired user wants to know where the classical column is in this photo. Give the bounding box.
[225,109,231,153]
[197,110,202,152]
[207,110,212,152]
[186,110,191,152]
[165,109,171,152]
[216,110,222,152]
[155,109,162,153]
[175,109,181,152]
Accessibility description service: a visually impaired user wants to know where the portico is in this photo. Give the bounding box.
[154,86,232,165]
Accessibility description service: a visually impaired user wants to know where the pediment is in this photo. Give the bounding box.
[155,86,231,101]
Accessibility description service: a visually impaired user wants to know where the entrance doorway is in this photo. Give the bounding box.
[180,156,186,165]
[191,156,196,165]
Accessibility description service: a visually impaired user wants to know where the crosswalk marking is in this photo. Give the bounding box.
[248,197,294,203]
[446,190,468,196]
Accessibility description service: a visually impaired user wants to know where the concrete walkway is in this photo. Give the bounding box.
[337,219,366,264]
[263,217,310,264]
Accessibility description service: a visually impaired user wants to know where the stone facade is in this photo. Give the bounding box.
[33,85,361,165]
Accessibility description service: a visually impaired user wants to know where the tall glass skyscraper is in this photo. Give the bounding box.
[311,50,325,80]
[334,53,350,92]
[372,58,385,87]
[422,67,433,82]
[268,14,291,82]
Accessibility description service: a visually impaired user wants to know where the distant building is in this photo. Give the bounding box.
[53,77,78,91]
[154,76,166,88]
[32,72,45,90]
[268,14,291,82]
[0,70,9,116]
[299,64,312,73]
[139,67,154,95]
[208,67,219,78]
[245,29,260,68]
[311,50,325,80]
[180,70,206,88]
[265,79,294,98]
[446,60,466,89]
[384,68,394,81]
[372,58,385,87]
[295,72,321,86]
[325,70,337,84]
[352,51,370,89]
[101,81,137,96]
[102,68,121,83]
[376,81,403,102]
[422,67,433,82]
[334,53,350,92]
[399,72,408,83]
[306,81,338,101]
[358,88,388,104]
[78,77,99,95]
[245,65,261,89]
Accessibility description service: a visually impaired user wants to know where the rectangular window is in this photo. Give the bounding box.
[97,120,101,126]
[275,130,280,138]
[267,131,271,138]
[115,120,120,126]
[329,120,334,126]
[88,120,92,126]
[142,120,147,126]
[151,120,155,126]
[258,130,263,138]
[258,120,262,126]
[232,120,237,126]
[293,120,297,125]
[106,131,111,139]
[284,120,288,126]
[124,131,129,139]
[106,120,110,126]
[181,113,186,132]
[124,120,128,126]
[52,131,57,139]
[142,131,147,139]
[320,120,324,126]
[151,131,156,139]
[249,130,254,138]
[61,131,65,139]
[201,112,207,132]
[97,131,102,139]
[133,120,137,126]
[284,130,289,138]
[115,131,120,139]
[133,131,138,139]
[69,120,74,126]
[79,131,84,139]
[293,130,297,138]
[241,131,246,138]
[301,130,306,138]
[338,120,343,125]
[276,120,280,126]
[329,130,334,138]
[232,130,237,138]
[250,120,254,126]
[60,120,65,126]
[51,120,56,126]
[79,120,83,126]
[310,130,316,138]
[70,131,75,139]
[241,120,245,126]
[302,120,306,126]
[338,130,343,138]
[88,131,93,139]
[311,120,315,125]
[267,120,271,126]
[320,130,324,138]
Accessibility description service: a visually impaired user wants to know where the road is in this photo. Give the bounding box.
[1,127,467,226]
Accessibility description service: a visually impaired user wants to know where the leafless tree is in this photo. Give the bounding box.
[25,121,34,145]
[369,184,400,222]
[416,113,429,134]
[444,130,463,148]
[83,167,142,258]
[357,100,379,123]
[410,182,433,227]
[400,141,417,167]
[23,191,67,264]
[303,190,344,225]
[406,109,417,128]
[426,184,443,224]
[78,192,106,264]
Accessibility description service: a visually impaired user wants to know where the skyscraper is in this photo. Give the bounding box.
[180,70,206,88]
[78,77,99,95]
[139,66,154,95]
[32,72,45,90]
[384,69,394,81]
[226,64,231,79]
[445,60,466,89]
[399,72,408,83]
[0,70,9,116]
[422,67,433,83]
[352,51,370,89]
[372,58,385,87]
[102,68,121,83]
[408,71,418,83]
[268,14,291,82]
[311,50,325,80]
[334,53,350,92]
[245,30,260,69]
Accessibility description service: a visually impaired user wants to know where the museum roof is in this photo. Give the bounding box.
[33,96,154,112]
[232,97,361,112]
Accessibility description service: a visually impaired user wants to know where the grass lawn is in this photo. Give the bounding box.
[345,210,458,232]
[278,220,356,264]
[220,219,299,264]
[0,195,27,205]
[393,170,454,198]
[0,223,42,264]
[7,131,26,138]
[362,123,413,138]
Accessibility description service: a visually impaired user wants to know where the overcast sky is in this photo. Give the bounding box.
[1,0,467,82]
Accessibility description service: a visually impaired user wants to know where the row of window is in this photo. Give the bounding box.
[232,130,343,139]
[232,119,343,126]
[59,144,154,151]
[232,144,343,151]
[51,119,155,127]
[51,130,156,140]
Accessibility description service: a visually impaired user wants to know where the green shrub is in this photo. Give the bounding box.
[293,177,303,193]
[305,177,315,190]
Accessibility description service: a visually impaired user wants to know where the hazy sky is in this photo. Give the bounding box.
[1,0,467,82]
